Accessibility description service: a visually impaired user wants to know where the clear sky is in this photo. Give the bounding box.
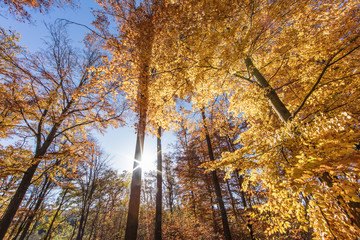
[1,0,176,172]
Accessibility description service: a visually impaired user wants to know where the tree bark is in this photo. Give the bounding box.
[18,177,52,240]
[0,119,63,239]
[124,12,154,238]
[155,127,163,240]
[87,200,101,240]
[76,182,96,240]
[207,186,220,235]
[0,162,39,240]
[124,109,147,240]
[201,109,232,240]
[7,189,36,240]
[245,57,292,122]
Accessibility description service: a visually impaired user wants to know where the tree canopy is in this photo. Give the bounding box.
[0,0,359,239]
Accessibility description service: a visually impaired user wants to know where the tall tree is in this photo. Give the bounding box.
[0,23,125,239]
[92,1,172,238]
[154,127,162,240]
[201,108,232,240]
[74,144,107,240]
[151,0,360,238]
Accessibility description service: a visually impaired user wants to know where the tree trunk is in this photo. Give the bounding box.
[87,200,101,240]
[124,13,154,238]
[124,109,147,240]
[225,180,239,222]
[245,57,291,122]
[207,186,220,235]
[117,211,124,239]
[76,208,87,240]
[226,136,255,239]
[0,162,40,240]
[169,190,173,214]
[70,219,78,240]
[201,109,232,240]
[43,188,68,240]
[8,190,36,240]
[190,190,196,217]
[155,127,162,240]
[76,196,93,240]
[18,177,52,240]
[0,120,62,239]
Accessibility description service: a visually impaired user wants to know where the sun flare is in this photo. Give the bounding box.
[139,153,156,172]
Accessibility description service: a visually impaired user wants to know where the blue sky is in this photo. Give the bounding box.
[1,0,176,172]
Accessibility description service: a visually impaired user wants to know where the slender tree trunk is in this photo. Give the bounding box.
[207,186,220,235]
[19,160,60,240]
[226,136,255,239]
[245,57,291,122]
[8,191,36,240]
[169,186,173,214]
[235,173,247,209]
[164,157,174,215]
[225,180,239,222]
[155,127,163,240]
[76,168,97,240]
[9,214,26,240]
[124,109,147,240]
[76,209,87,240]
[87,200,101,240]
[118,211,124,239]
[235,173,255,240]
[18,178,52,240]
[69,218,79,240]
[0,162,40,240]
[201,109,232,240]
[25,213,41,240]
[43,189,68,240]
[190,190,196,217]
[76,198,93,240]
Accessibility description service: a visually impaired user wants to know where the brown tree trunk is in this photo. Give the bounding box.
[0,162,40,240]
[87,200,101,240]
[245,57,291,122]
[43,188,68,240]
[225,180,239,222]
[207,186,220,235]
[0,120,63,239]
[124,12,154,238]
[18,177,52,240]
[155,127,163,240]
[201,109,232,240]
[76,183,95,240]
[226,135,255,239]
[7,190,36,240]
[124,109,147,240]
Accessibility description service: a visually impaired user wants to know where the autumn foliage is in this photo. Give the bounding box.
[1,0,360,239]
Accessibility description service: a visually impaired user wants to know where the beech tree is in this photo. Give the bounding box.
[146,0,360,238]
[168,0,360,238]
[154,127,162,240]
[0,23,126,239]
[92,1,177,238]
[2,0,360,239]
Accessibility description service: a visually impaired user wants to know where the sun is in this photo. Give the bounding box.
[139,152,156,172]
